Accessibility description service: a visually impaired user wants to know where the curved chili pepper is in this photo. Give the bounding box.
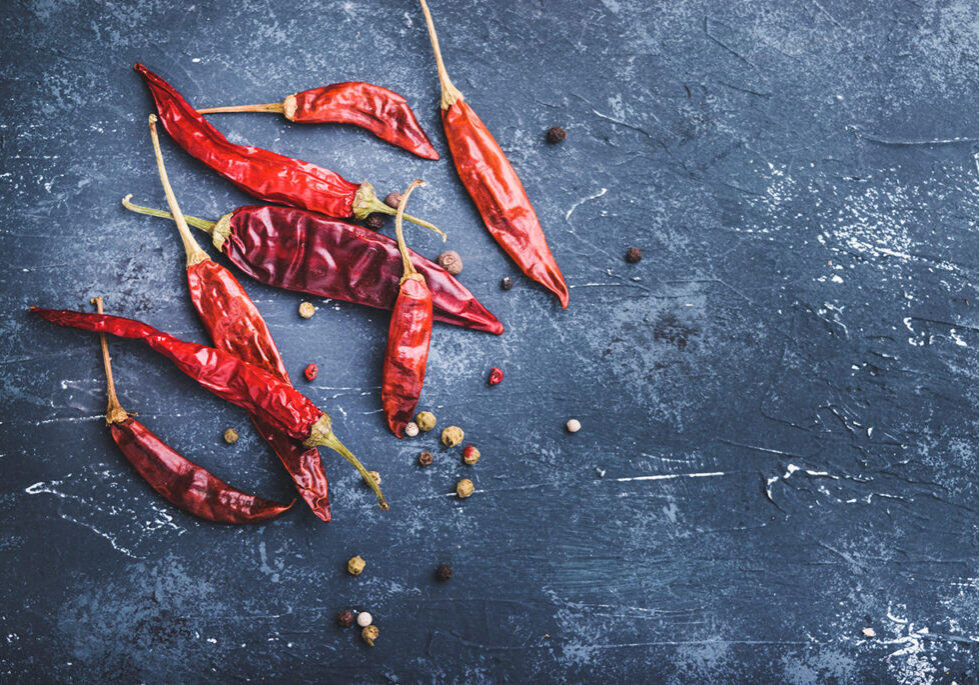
[91,297,292,524]
[31,307,389,509]
[121,198,504,335]
[146,115,331,522]
[197,82,440,161]
[418,1,569,308]
[382,181,434,437]
[134,63,438,230]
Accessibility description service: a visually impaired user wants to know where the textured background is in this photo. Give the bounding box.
[3,0,979,682]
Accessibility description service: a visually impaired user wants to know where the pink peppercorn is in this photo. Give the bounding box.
[304,363,318,381]
[488,368,504,386]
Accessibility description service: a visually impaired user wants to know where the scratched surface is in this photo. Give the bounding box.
[3,0,979,682]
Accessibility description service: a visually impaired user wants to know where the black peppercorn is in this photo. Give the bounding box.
[384,192,403,209]
[436,563,453,581]
[625,247,642,263]
[500,276,513,290]
[418,451,434,466]
[546,126,567,144]
[365,213,386,230]
[337,609,355,627]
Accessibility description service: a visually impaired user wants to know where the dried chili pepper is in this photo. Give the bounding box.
[91,297,292,523]
[197,82,440,160]
[145,114,332,522]
[417,0,569,308]
[382,181,434,437]
[134,63,438,230]
[121,198,503,335]
[31,307,389,509]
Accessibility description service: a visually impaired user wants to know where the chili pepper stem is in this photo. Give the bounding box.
[197,102,285,115]
[91,297,129,425]
[353,182,445,240]
[147,115,210,266]
[418,0,465,110]
[121,195,217,232]
[304,415,389,510]
[394,180,428,279]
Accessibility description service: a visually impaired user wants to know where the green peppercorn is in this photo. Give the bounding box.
[442,425,464,447]
[415,411,436,432]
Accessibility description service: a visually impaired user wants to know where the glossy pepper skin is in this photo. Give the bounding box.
[33,308,324,441]
[135,64,434,228]
[111,417,293,523]
[383,276,433,436]
[418,0,569,307]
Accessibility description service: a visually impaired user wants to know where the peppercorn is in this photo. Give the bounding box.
[367,471,381,486]
[566,419,581,433]
[437,250,463,275]
[347,555,366,576]
[488,367,504,386]
[546,126,567,144]
[383,192,403,209]
[404,421,420,438]
[415,411,436,431]
[441,425,464,447]
[365,213,386,230]
[456,478,474,498]
[223,428,238,444]
[500,276,513,291]
[357,611,373,628]
[298,301,315,318]
[361,625,379,647]
[625,247,642,263]
[418,451,434,466]
[337,610,355,628]
[436,563,453,581]
[304,363,318,382]
[462,445,481,465]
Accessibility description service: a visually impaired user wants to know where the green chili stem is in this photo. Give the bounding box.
[319,433,390,510]
[121,195,218,232]
[197,102,285,115]
[147,115,210,266]
[418,0,464,110]
[369,198,446,240]
[394,180,427,278]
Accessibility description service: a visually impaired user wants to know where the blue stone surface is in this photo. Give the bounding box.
[3,0,979,681]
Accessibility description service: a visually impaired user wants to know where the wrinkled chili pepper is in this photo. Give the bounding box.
[91,297,292,523]
[418,1,569,308]
[197,82,440,160]
[382,181,434,437]
[134,63,438,231]
[146,115,331,522]
[31,307,389,510]
[121,198,503,335]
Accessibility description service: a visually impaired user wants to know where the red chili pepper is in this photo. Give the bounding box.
[134,63,438,231]
[121,198,503,335]
[31,307,389,510]
[488,367,504,385]
[382,181,435,437]
[91,297,292,523]
[145,115,332,522]
[418,1,569,308]
[304,364,318,382]
[197,82,440,160]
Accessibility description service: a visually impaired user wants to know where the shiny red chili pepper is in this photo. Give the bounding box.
[197,82,440,160]
[121,198,503,335]
[418,1,569,308]
[146,115,331,522]
[31,307,389,510]
[382,181,434,437]
[92,297,292,523]
[134,63,438,231]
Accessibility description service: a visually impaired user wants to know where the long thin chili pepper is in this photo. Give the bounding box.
[198,82,440,161]
[91,296,292,524]
[417,0,569,308]
[134,63,438,230]
[382,180,434,437]
[146,114,331,522]
[31,307,389,510]
[121,198,504,335]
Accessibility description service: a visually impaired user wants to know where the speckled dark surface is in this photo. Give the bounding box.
[4,0,979,682]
